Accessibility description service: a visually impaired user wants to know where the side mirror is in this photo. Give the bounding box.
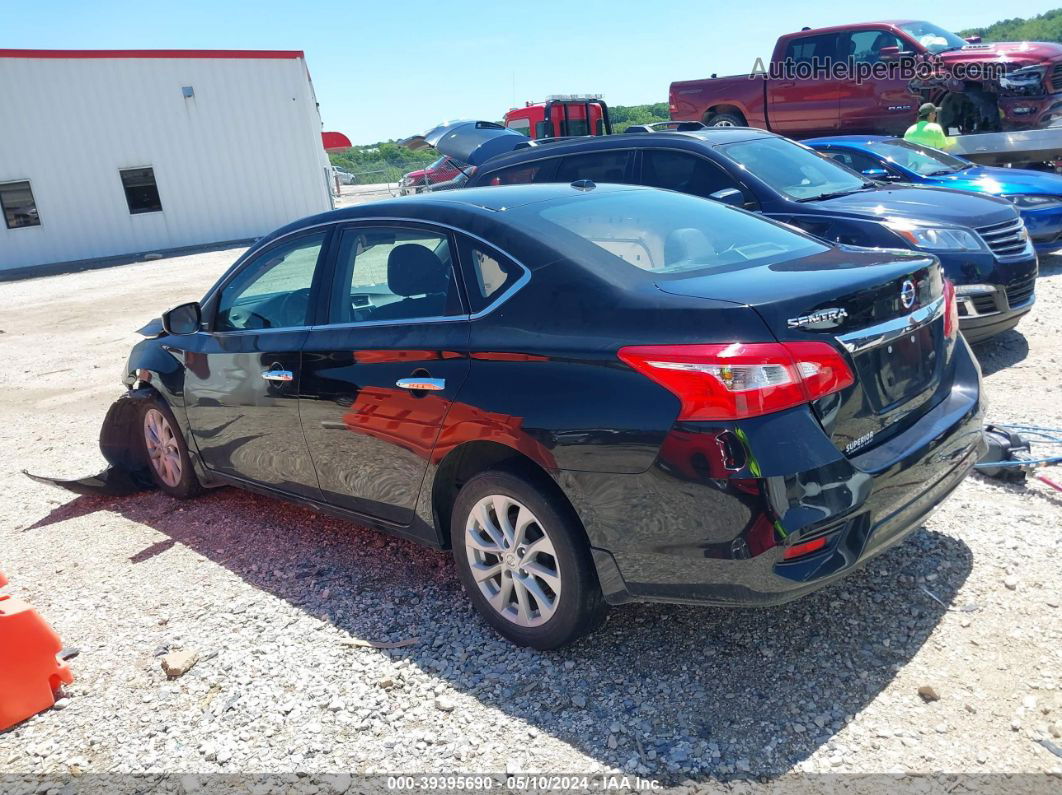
[161,302,202,335]
[964,35,982,44]
[709,188,744,207]
[877,46,902,60]
[861,168,890,179]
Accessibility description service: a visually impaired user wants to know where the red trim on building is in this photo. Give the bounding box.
[0,49,304,60]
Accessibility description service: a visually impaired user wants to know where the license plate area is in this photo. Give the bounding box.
[861,323,937,410]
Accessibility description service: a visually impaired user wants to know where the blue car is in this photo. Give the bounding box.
[807,136,1062,255]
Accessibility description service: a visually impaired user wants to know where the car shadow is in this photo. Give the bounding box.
[972,328,1030,376]
[29,487,973,780]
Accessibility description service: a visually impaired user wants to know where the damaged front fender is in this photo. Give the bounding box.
[24,389,159,496]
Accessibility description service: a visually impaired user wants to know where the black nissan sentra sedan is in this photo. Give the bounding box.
[98,183,983,648]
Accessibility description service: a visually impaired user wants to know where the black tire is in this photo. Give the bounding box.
[450,470,606,649]
[139,397,203,499]
[705,112,745,128]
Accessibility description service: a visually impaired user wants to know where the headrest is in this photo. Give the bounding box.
[665,227,715,265]
[387,244,447,296]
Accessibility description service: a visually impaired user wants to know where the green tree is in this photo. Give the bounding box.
[960,9,1062,43]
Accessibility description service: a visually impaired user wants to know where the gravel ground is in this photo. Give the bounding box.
[0,248,1060,787]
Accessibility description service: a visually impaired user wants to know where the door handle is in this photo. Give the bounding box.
[262,369,294,382]
[396,377,445,391]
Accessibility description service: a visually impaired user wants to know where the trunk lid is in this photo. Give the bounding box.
[400,120,527,168]
[656,246,950,457]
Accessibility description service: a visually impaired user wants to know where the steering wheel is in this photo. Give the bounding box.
[275,288,311,327]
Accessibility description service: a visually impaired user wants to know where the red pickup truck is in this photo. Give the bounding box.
[670,19,1062,136]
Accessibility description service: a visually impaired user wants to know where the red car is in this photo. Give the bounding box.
[671,19,1062,136]
[399,155,471,195]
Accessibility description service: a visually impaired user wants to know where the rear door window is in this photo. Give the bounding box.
[327,226,464,325]
[783,34,839,64]
[555,150,634,184]
[485,159,559,186]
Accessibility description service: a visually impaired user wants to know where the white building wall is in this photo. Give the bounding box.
[0,52,334,271]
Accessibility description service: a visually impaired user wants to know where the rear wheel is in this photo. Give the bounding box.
[140,399,202,499]
[705,112,745,128]
[450,470,606,649]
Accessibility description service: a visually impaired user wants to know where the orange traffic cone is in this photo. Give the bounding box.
[0,570,74,731]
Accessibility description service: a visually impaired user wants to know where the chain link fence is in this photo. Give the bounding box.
[330,158,473,208]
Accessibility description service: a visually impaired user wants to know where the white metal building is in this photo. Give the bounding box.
[0,49,334,274]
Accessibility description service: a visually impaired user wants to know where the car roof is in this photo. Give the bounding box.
[278,182,649,233]
[790,20,918,36]
[475,128,777,173]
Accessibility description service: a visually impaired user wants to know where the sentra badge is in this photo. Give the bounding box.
[787,307,849,329]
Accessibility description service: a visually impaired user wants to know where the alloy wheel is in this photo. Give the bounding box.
[144,408,183,488]
[464,494,562,627]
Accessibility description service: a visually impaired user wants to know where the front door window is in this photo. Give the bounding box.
[215,233,326,331]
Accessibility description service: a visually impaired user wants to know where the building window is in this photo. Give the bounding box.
[120,167,163,214]
[1,181,41,229]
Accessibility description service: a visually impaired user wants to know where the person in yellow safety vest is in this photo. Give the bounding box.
[904,103,955,150]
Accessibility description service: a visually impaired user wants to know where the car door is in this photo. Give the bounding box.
[298,223,471,533]
[837,29,920,134]
[180,229,331,498]
[766,33,842,135]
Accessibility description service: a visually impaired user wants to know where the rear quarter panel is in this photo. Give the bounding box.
[670,75,767,127]
[443,260,773,476]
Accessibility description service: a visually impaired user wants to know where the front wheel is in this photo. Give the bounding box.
[450,470,606,649]
[140,399,202,499]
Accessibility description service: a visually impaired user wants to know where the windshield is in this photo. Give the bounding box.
[719,137,868,201]
[872,139,971,175]
[523,190,828,275]
[898,21,967,54]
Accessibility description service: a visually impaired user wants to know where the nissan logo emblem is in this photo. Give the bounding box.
[900,280,916,310]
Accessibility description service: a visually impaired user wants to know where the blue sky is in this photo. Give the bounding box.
[7,0,1062,144]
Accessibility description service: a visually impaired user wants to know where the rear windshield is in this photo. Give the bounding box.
[521,189,828,275]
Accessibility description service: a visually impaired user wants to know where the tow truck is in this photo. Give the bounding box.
[502,94,613,139]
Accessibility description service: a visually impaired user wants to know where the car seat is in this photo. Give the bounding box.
[664,228,715,268]
[370,244,450,320]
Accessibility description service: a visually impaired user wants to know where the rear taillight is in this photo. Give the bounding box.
[782,536,828,560]
[943,278,959,340]
[618,341,855,421]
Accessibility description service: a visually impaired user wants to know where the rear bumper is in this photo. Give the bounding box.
[569,341,985,607]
